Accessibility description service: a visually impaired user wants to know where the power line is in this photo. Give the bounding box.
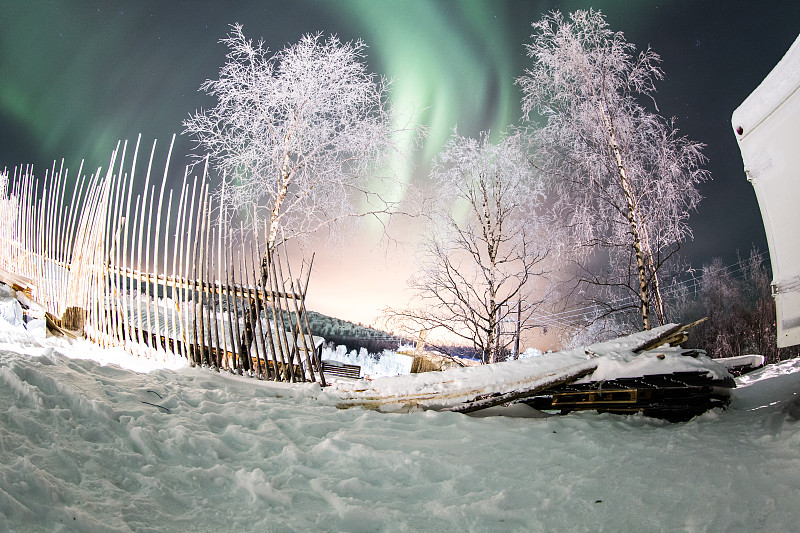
[528,251,771,331]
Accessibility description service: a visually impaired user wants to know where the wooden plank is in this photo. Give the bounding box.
[442,365,598,414]
[136,141,157,351]
[54,160,68,316]
[197,188,209,366]
[633,319,708,353]
[216,180,229,370]
[121,136,140,349]
[334,358,600,413]
[243,241,263,377]
[298,273,325,386]
[102,266,304,301]
[272,249,294,380]
[249,239,270,379]
[161,189,174,353]
[227,233,243,373]
[266,246,292,381]
[110,149,127,346]
[222,227,236,372]
[110,142,127,345]
[181,175,198,362]
[321,362,361,379]
[130,194,143,348]
[282,244,315,383]
[151,136,173,354]
[43,167,56,314]
[236,235,254,374]
[189,183,205,366]
[208,225,221,369]
[170,174,187,360]
[144,184,155,351]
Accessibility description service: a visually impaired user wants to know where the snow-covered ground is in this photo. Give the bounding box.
[1,292,799,531]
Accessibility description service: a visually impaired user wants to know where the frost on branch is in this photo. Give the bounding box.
[517,10,708,332]
[386,131,556,364]
[184,24,420,250]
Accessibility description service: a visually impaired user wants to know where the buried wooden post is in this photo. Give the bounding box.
[235,238,254,375]
[189,185,207,366]
[274,248,304,381]
[260,248,279,380]
[281,244,316,383]
[210,228,223,370]
[298,253,325,386]
[196,189,210,366]
[265,246,293,382]
[248,238,271,379]
[246,250,265,379]
[225,227,241,374]
[228,250,243,374]
[62,306,86,333]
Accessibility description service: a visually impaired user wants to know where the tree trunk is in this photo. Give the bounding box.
[640,226,666,325]
[487,310,497,364]
[514,299,521,358]
[267,147,294,251]
[599,104,651,330]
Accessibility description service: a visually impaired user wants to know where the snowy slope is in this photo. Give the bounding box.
[0,295,799,531]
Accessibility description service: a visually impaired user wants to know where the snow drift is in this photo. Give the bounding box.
[1,288,799,530]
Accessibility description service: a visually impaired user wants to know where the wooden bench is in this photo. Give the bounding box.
[321,360,361,380]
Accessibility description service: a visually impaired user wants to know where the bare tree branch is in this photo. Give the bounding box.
[184,24,424,251]
[517,10,708,338]
[385,130,555,363]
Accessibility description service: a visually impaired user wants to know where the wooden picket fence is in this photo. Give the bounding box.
[0,136,325,385]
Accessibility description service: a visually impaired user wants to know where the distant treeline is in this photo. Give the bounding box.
[294,311,489,360]
[278,310,408,354]
[302,250,800,365]
[671,250,800,364]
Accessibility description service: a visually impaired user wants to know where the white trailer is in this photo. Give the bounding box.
[732,34,800,348]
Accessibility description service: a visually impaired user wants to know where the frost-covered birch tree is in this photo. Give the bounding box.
[184,24,414,250]
[388,131,553,364]
[517,10,707,331]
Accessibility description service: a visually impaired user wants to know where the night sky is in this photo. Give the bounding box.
[1,1,798,329]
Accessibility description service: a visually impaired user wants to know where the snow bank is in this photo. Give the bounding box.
[519,347,544,359]
[0,285,797,530]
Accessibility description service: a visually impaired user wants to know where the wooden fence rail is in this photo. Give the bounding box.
[0,137,325,385]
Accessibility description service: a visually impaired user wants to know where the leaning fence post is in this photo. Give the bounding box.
[249,238,272,380]
[282,244,316,383]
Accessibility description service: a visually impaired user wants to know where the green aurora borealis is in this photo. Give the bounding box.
[1,0,799,324]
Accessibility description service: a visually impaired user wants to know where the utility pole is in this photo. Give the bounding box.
[514,298,521,357]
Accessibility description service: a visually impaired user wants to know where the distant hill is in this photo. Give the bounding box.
[302,310,485,361]
[304,311,397,340]
[287,310,410,354]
